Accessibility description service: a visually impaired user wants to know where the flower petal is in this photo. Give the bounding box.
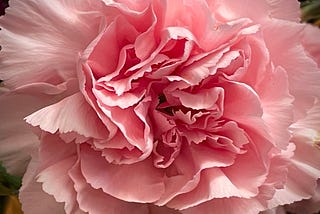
[222,80,263,120]
[210,0,300,23]
[285,180,320,214]
[19,148,68,214]
[267,135,320,208]
[69,159,151,214]
[0,0,104,89]
[80,144,165,203]
[263,19,320,121]
[37,156,81,214]
[0,85,71,176]
[30,133,87,214]
[301,24,320,65]
[258,66,294,149]
[181,196,265,214]
[25,92,109,139]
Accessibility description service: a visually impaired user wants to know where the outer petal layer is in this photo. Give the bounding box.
[0,0,103,88]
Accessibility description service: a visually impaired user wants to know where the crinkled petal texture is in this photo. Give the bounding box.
[1,0,320,214]
[0,0,103,88]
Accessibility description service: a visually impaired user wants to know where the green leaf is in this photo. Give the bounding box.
[301,0,320,23]
[0,163,22,195]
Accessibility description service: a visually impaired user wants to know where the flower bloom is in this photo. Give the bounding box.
[0,0,320,213]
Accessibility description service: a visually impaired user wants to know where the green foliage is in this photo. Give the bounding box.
[0,163,22,195]
[0,163,22,214]
[300,0,320,26]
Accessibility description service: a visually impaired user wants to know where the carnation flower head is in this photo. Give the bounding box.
[0,0,320,214]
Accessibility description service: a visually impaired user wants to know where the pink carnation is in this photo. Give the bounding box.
[0,0,320,213]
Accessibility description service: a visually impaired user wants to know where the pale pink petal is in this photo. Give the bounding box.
[101,0,153,33]
[2,1,319,214]
[153,128,182,168]
[156,143,236,206]
[187,142,238,170]
[87,16,139,78]
[78,61,118,139]
[262,20,320,121]
[268,136,320,208]
[267,164,318,209]
[285,180,320,214]
[155,150,201,206]
[151,0,213,50]
[132,0,208,60]
[96,98,153,160]
[80,144,165,203]
[148,204,181,214]
[172,87,224,111]
[0,85,71,176]
[176,48,227,85]
[253,144,296,213]
[37,156,80,213]
[181,197,266,214]
[201,19,260,52]
[222,80,263,120]
[258,66,294,149]
[19,142,84,214]
[264,0,301,22]
[207,121,250,152]
[261,143,295,192]
[166,168,251,209]
[19,148,68,214]
[13,78,78,96]
[25,92,109,139]
[0,0,103,89]
[291,99,320,132]
[209,0,300,23]
[291,136,320,181]
[133,14,157,60]
[28,133,87,214]
[261,206,286,214]
[152,0,260,52]
[105,0,150,12]
[133,28,195,82]
[35,133,78,170]
[0,92,38,176]
[69,159,150,214]
[99,3,156,63]
[96,130,144,165]
[94,84,146,108]
[221,144,268,195]
[231,33,270,87]
[301,24,320,65]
